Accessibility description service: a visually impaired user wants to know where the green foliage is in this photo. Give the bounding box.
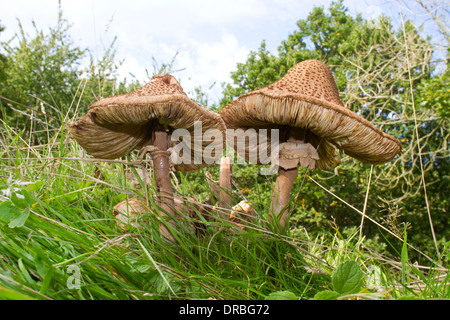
[265,290,298,300]
[0,9,133,144]
[416,70,449,119]
[331,260,364,295]
[0,22,8,83]
[0,101,447,300]
[0,14,84,124]
[220,40,280,108]
[314,290,341,300]
[269,259,432,301]
[220,0,365,108]
[314,260,363,300]
[0,180,37,228]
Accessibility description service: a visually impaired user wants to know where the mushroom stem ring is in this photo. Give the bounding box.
[270,127,318,231]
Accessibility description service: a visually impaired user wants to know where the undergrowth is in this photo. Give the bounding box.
[0,117,448,300]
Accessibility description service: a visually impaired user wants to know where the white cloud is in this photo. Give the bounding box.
[172,30,250,103]
[113,28,249,103]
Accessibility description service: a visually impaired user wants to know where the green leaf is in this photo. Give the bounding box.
[314,290,341,300]
[0,201,20,223]
[8,205,30,228]
[11,189,35,208]
[0,200,30,228]
[265,290,298,300]
[332,260,364,295]
[63,192,78,203]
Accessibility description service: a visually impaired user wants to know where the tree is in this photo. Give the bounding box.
[220,0,364,109]
[0,8,129,144]
[0,13,84,128]
[0,22,7,83]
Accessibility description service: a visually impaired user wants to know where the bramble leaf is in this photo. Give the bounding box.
[314,290,340,300]
[332,260,363,295]
[265,290,298,300]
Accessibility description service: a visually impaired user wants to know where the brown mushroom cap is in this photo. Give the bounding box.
[69,74,226,172]
[220,60,402,169]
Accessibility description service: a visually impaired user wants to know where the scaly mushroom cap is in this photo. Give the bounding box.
[69,74,226,172]
[220,60,402,169]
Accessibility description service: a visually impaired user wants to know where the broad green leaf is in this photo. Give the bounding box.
[0,201,20,223]
[0,200,30,228]
[8,206,30,228]
[265,290,298,300]
[10,190,33,209]
[314,290,340,300]
[332,260,363,295]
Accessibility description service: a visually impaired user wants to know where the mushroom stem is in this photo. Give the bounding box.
[152,123,177,241]
[270,166,299,230]
[219,156,233,212]
[270,127,307,231]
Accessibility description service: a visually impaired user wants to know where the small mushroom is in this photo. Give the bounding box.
[69,74,225,241]
[230,200,256,230]
[220,60,401,231]
[113,197,146,230]
[113,196,209,235]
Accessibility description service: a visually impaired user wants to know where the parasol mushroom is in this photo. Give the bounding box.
[69,74,226,241]
[220,60,402,231]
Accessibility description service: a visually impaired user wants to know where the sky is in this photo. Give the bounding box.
[0,0,442,104]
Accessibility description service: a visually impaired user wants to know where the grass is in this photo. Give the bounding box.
[0,115,448,301]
